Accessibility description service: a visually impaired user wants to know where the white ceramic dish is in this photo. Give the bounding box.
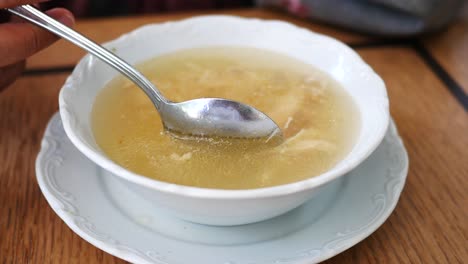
[59,16,389,225]
[36,114,407,264]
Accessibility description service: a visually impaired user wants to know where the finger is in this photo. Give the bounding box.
[0,61,25,92]
[0,0,49,9]
[0,8,74,67]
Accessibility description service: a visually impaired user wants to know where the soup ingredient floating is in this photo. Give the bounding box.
[7,5,281,139]
[92,47,360,189]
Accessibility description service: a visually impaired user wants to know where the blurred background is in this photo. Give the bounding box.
[40,0,465,37]
[41,0,255,17]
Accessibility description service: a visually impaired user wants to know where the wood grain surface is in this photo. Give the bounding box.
[1,8,467,264]
[328,47,468,263]
[423,3,468,94]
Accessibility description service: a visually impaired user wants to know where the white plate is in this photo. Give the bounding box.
[36,113,408,264]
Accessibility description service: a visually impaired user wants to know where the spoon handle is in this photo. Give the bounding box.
[7,5,168,108]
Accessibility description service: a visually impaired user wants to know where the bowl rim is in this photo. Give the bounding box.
[59,15,390,200]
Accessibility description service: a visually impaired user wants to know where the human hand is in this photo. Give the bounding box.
[0,0,74,92]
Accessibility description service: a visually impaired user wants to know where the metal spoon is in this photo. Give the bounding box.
[8,5,282,139]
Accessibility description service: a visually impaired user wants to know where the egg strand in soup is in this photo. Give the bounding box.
[92,47,360,189]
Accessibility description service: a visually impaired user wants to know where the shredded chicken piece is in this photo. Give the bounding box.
[284,129,306,144]
[289,139,335,152]
[278,129,336,154]
[170,152,192,161]
[268,90,304,126]
[284,116,293,129]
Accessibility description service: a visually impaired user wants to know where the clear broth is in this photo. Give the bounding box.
[92,47,360,189]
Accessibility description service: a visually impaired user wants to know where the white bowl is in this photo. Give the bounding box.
[59,16,389,226]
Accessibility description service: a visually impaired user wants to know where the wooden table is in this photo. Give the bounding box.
[1,8,467,264]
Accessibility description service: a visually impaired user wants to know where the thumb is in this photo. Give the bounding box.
[0,7,74,67]
[45,7,74,27]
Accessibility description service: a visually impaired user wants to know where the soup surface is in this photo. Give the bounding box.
[92,47,360,189]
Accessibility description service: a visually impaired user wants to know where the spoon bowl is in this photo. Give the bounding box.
[161,98,281,138]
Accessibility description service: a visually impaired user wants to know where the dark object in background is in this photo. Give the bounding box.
[257,0,464,36]
[42,0,253,17]
[0,9,11,23]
